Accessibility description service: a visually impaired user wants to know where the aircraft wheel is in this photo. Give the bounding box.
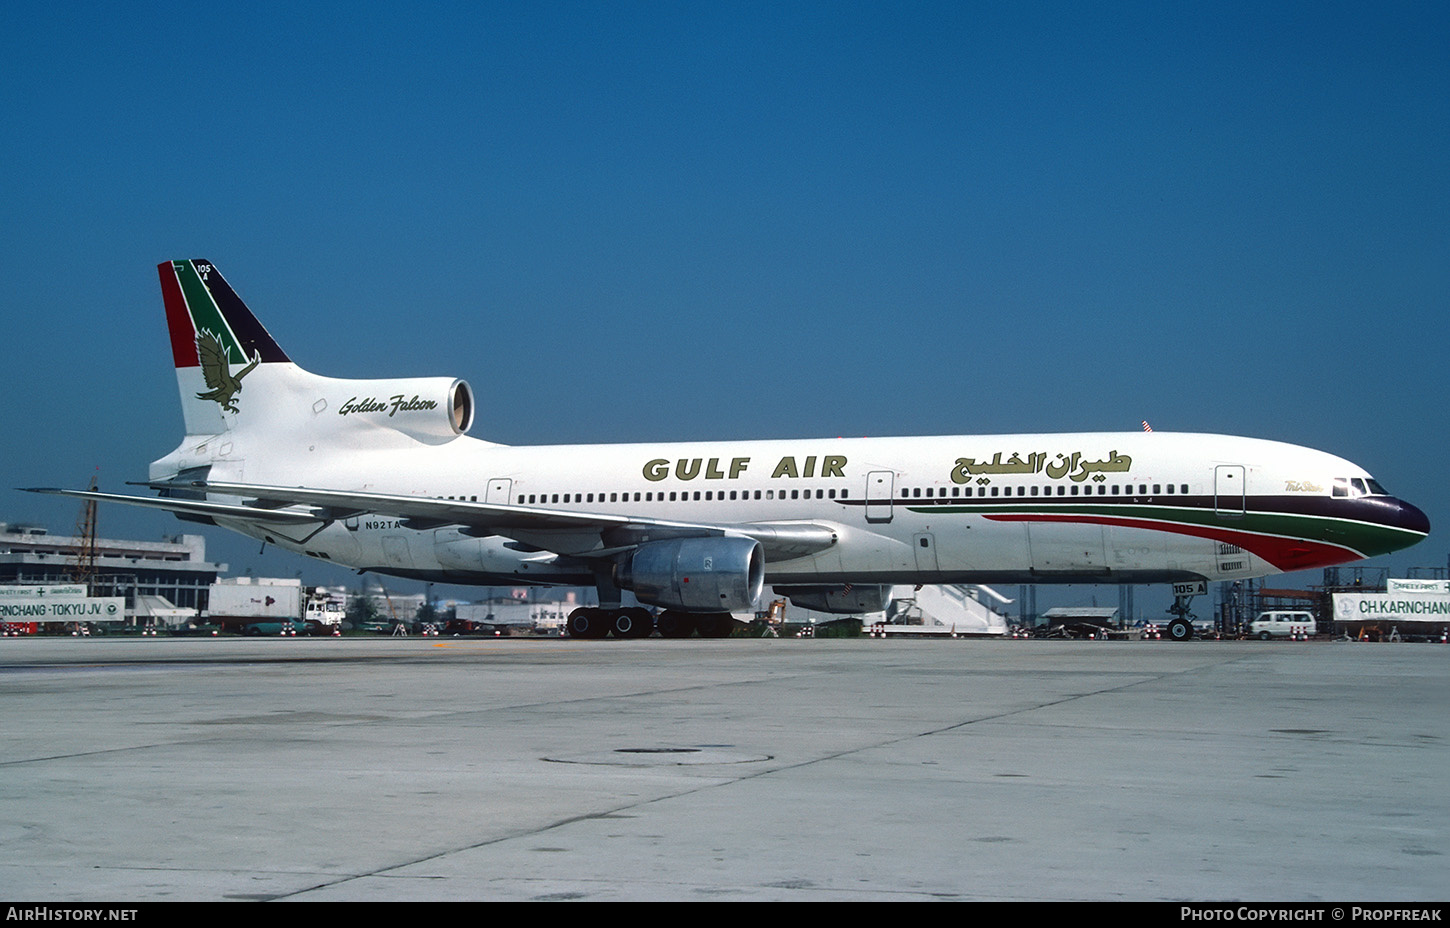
[1166,618,1193,641]
[566,607,610,639]
[695,613,736,638]
[611,608,654,639]
[655,611,696,638]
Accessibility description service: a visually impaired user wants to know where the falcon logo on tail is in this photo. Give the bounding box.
[194,330,260,413]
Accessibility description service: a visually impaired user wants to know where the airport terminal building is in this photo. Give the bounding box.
[0,522,223,621]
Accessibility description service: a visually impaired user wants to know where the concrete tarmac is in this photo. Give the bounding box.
[0,635,1444,902]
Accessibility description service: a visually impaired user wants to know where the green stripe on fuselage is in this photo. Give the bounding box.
[908,501,1419,559]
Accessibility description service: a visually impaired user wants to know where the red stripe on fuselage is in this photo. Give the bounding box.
[983,513,1363,573]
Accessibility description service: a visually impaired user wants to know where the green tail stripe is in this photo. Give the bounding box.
[173,260,245,365]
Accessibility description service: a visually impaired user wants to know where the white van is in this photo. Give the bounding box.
[1250,611,1316,639]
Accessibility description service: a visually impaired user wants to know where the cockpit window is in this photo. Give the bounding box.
[1335,477,1389,498]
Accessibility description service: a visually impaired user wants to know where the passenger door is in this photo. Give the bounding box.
[864,471,894,523]
[1214,465,1245,518]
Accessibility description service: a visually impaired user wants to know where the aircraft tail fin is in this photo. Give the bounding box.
[160,259,295,435]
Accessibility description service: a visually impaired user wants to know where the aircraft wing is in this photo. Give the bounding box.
[28,481,840,562]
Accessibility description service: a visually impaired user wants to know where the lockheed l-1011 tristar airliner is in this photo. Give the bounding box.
[28,261,1431,640]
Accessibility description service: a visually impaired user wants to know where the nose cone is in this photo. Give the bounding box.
[1391,497,1432,537]
[1359,496,1431,557]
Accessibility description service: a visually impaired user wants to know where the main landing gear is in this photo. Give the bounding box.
[655,611,735,638]
[565,607,737,639]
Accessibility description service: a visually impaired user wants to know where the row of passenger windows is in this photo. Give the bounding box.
[901,484,1191,498]
[455,484,1198,507]
[517,488,852,505]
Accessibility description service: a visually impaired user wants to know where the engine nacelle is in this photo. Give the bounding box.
[326,377,474,444]
[619,537,764,612]
[775,584,891,615]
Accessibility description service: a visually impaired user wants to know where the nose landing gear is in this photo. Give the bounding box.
[1165,591,1197,641]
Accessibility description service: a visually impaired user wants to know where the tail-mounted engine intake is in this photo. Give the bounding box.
[328,377,474,444]
[617,536,764,613]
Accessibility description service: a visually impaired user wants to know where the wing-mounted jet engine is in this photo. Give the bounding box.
[617,536,764,612]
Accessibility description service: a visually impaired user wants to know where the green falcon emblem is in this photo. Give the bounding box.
[194,330,260,413]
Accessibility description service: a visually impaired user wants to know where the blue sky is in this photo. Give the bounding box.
[2,2,1446,612]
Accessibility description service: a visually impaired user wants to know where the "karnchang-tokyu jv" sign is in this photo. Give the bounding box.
[0,598,123,619]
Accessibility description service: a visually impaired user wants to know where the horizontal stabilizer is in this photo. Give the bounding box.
[21,487,325,525]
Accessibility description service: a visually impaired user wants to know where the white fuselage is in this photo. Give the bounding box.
[176,426,1395,589]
